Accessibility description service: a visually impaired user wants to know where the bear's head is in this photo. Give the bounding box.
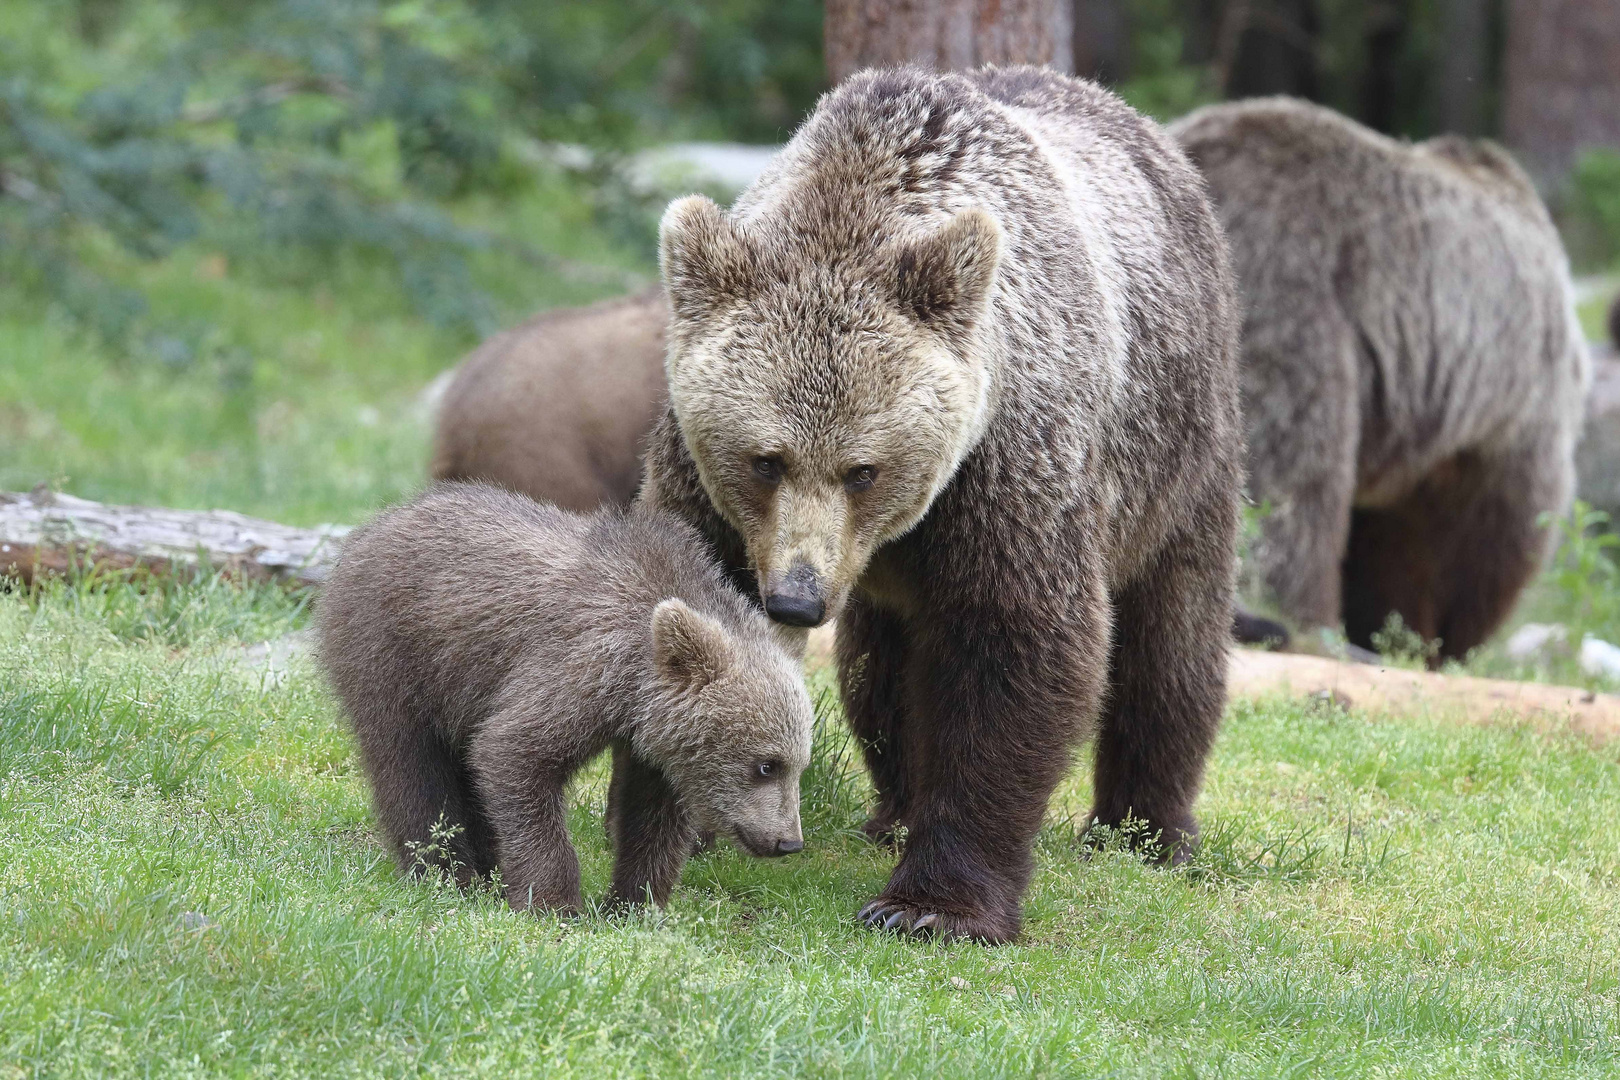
[658,194,1003,626]
[638,597,812,857]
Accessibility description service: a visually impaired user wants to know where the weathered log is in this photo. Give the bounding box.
[1227,647,1620,742]
[803,625,1620,739]
[0,487,347,588]
[9,487,1619,740]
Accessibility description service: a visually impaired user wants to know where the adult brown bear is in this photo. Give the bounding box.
[641,66,1243,942]
[1173,99,1589,662]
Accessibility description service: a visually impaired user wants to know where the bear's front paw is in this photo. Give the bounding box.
[856,897,1018,944]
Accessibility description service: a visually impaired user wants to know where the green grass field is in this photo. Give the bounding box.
[3,209,1620,1076]
[2,575,1619,1077]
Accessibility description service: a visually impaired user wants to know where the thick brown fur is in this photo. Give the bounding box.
[430,288,669,510]
[1172,99,1589,662]
[317,482,811,914]
[641,66,1243,942]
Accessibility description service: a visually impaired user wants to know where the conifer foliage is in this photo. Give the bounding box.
[0,1,544,344]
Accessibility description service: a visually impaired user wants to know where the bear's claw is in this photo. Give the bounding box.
[858,899,947,938]
[857,897,1019,943]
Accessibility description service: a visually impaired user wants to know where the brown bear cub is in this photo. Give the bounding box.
[317,481,813,914]
[430,288,669,511]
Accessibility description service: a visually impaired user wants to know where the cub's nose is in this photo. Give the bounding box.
[773,838,804,855]
[763,564,825,627]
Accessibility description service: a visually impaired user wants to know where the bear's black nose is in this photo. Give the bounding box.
[764,564,825,626]
[765,592,824,626]
[774,839,804,855]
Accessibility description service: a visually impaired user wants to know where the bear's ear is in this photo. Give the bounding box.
[659,195,751,321]
[651,598,732,692]
[893,207,1002,331]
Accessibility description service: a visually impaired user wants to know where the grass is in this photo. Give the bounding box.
[2,577,1619,1077]
[0,174,643,528]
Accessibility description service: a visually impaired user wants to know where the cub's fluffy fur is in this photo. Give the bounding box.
[430,288,669,510]
[642,66,1242,942]
[1173,99,1589,660]
[318,482,812,913]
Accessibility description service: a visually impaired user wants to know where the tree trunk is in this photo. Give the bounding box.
[1223,0,1322,102]
[1503,0,1620,187]
[1072,0,1129,84]
[1436,0,1491,134]
[0,487,346,588]
[823,0,1074,85]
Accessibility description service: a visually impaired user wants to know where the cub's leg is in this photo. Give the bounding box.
[350,706,495,886]
[836,596,913,843]
[466,709,585,914]
[1092,493,1236,863]
[857,555,1110,943]
[603,743,699,908]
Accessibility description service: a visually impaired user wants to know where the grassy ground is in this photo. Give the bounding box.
[0,177,642,527]
[2,575,1619,1077]
[3,195,1620,1076]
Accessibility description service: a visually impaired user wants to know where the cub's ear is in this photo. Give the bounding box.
[893,207,1002,331]
[658,195,752,321]
[651,598,732,692]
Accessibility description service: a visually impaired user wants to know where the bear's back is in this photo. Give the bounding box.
[1173,97,1585,480]
[429,288,670,510]
[319,483,749,744]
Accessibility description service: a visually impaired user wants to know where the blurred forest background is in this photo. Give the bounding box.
[2,0,1618,523]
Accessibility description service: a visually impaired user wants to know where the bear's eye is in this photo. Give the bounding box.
[755,760,780,781]
[752,457,784,484]
[844,465,878,492]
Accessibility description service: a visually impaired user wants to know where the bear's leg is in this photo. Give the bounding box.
[353,709,494,886]
[856,590,1109,944]
[1345,445,1568,662]
[1434,445,1567,660]
[604,744,699,908]
[836,597,913,843]
[466,714,584,914]
[1242,327,1359,631]
[1090,497,1236,864]
[1341,501,1443,654]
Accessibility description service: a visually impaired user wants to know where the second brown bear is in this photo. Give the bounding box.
[1174,99,1589,661]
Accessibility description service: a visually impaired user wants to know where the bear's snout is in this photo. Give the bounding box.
[773,838,804,855]
[763,563,826,627]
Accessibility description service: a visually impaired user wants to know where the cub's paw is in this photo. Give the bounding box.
[856,897,1017,944]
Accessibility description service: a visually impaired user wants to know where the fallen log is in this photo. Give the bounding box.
[8,487,1619,740]
[0,487,346,588]
[1228,647,1620,742]
[803,625,1620,741]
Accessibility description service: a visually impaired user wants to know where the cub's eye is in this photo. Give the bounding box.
[844,465,878,492]
[752,457,784,484]
[755,760,780,780]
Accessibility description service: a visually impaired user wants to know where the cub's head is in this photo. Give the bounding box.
[658,195,1002,626]
[640,598,812,857]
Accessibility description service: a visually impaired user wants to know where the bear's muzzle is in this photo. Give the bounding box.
[763,563,826,627]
